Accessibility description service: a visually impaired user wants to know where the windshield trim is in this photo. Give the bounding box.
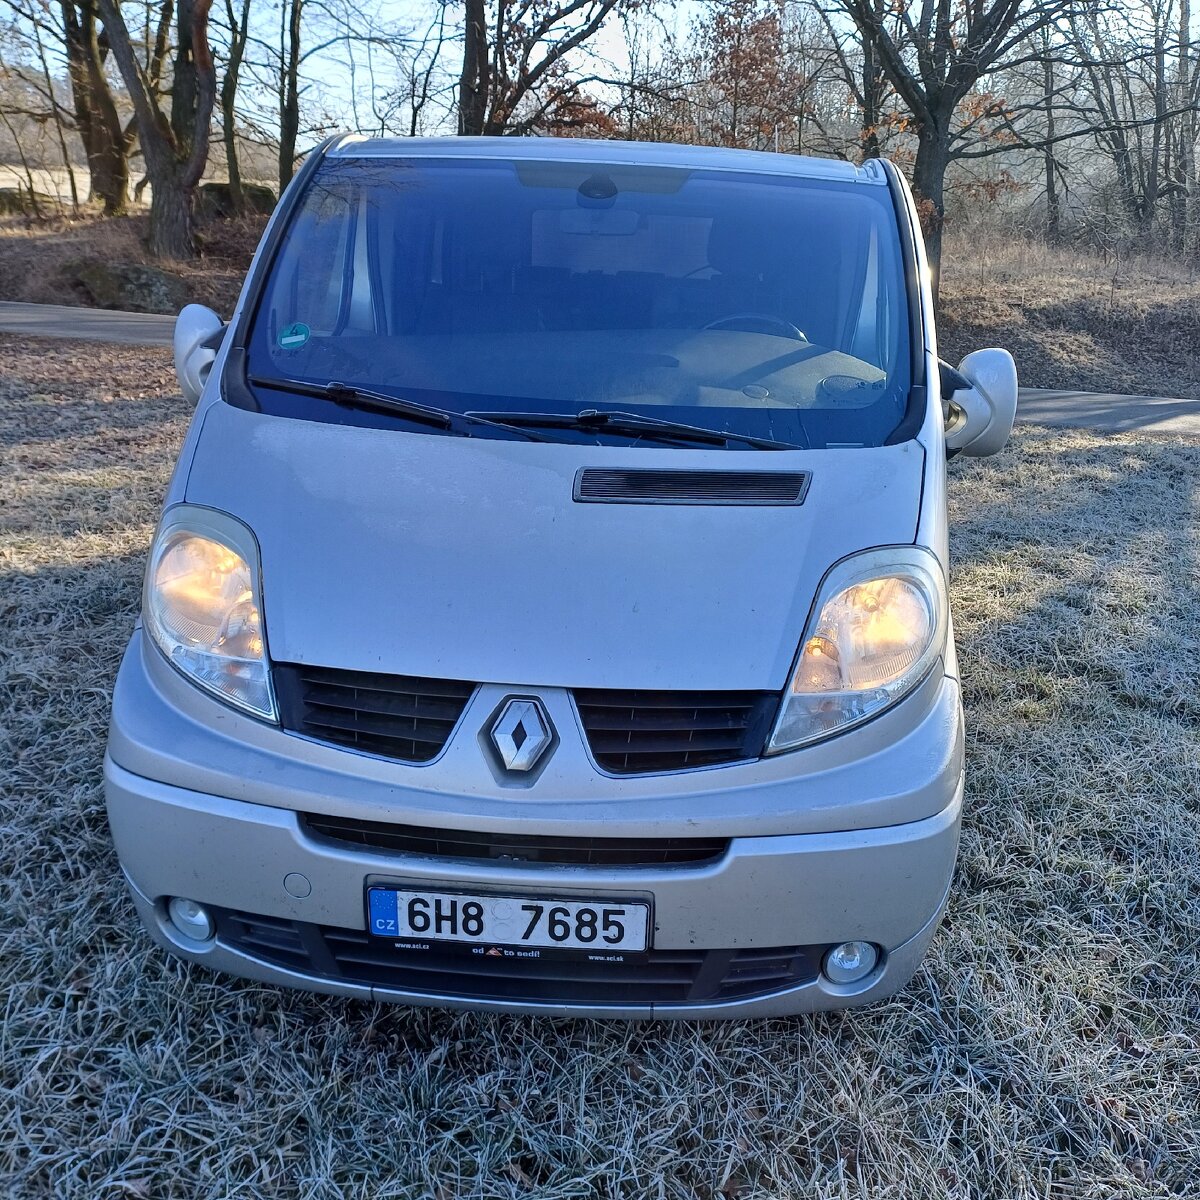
[222,133,349,414]
[880,157,928,446]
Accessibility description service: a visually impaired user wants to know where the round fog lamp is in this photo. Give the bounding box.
[823,940,879,985]
[168,896,215,942]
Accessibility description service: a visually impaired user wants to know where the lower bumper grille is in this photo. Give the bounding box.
[301,814,730,867]
[214,909,825,1006]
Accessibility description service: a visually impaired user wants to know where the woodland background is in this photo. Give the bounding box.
[1,0,1198,277]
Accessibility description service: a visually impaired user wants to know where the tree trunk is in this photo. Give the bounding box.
[1145,30,1168,238]
[148,169,195,259]
[173,0,201,151]
[1180,0,1197,254]
[97,0,215,259]
[1042,43,1059,237]
[912,124,951,304]
[859,2,884,159]
[458,0,489,135]
[84,130,131,214]
[62,0,133,214]
[221,86,243,212]
[278,0,302,192]
[220,0,251,212]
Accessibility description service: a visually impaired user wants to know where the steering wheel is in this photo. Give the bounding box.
[703,313,807,341]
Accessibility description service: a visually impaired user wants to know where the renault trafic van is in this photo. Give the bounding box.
[105,136,1017,1017]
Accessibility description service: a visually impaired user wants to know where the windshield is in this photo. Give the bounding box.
[245,156,913,448]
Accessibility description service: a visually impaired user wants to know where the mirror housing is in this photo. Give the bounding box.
[174,304,226,404]
[941,348,1018,457]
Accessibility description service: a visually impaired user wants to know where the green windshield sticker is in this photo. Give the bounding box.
[278,322,310,350]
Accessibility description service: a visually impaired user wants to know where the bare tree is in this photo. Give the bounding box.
[392,3,453,136]
[1067,0,1197,240]
[816,0,900,159]
[0,51,50,214]
[1170,0,1197,247]
[605,11,695,142]
[98,0,217,257]
[277,0,299,190]
[0,0,151,213]
[457,0,641,135]
[220,0,252,211]
[827,0,1074,292]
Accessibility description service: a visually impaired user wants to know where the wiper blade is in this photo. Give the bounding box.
[252,375,454,427]
[465,408,802,450]
[249,376,552,440]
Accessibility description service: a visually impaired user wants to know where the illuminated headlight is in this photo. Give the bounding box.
[767,546,947,752]
[144,507,276,721]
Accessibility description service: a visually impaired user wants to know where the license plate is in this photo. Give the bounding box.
[366,887,651,952]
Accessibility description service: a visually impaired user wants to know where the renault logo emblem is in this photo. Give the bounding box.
[490,697,554,772]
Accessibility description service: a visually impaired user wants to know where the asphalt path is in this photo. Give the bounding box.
[1,301,1196,437]
[0,300,175,346]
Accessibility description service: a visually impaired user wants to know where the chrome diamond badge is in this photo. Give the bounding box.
[490,697,554,772]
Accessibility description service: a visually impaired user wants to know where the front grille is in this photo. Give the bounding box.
[273,664,780,776]
[302,814,730,867]
[575,688,779,774]
[214,909,825,1007]
[575,468,810,505]
[274,664,475,763]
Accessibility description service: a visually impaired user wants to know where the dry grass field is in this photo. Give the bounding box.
[938,229,1200,401]
[2,336,1199,1198]
[0,213,265,317]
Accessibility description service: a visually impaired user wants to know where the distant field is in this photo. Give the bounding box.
[939,228,1200,400]
[1,336,1197,1197]
[0,164,90,202]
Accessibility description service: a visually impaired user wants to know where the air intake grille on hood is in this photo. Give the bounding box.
[574,468,810,505]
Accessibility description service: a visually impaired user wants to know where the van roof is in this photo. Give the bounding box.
[326,135,888,186]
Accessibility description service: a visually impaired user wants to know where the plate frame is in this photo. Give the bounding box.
[363,878,656,956]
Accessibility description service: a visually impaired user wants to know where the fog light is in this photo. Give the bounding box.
[823,940,879,985]
[167,896,215,942]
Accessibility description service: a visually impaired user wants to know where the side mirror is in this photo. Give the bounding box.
[174,304,226,404]
[941,348,1018,457]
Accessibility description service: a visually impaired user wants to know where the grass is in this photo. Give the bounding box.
[1,336,1199,1198]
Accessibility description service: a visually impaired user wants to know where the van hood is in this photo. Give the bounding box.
[184,404,924,691]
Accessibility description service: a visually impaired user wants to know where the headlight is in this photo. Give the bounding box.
[766,546,947,753]
[144,507,276,720]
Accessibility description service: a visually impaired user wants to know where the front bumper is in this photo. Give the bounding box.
[104,631,965,1018]
[105,757,961,1018]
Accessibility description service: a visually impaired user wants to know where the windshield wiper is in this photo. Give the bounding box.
[464,408,803,450]
[248,376,552,440]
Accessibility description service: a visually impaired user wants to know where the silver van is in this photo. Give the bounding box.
[105,136,1017,1018]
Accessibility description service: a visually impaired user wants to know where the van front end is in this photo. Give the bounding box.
[106,617,963,1018]
[106,136,1016,1017]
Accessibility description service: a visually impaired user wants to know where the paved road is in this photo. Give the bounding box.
[1,301,1197,437]
[1013,388,1199,438]
[0,300,175,346]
